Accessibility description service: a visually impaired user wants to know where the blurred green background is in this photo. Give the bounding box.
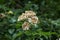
[0,0,60,40]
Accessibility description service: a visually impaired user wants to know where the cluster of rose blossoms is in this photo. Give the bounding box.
[17,11,39,30]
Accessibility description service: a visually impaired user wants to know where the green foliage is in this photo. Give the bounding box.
[0,0,60,40]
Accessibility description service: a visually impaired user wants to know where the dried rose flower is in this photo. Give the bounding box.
[22,22,30,30]
[25,11,36,17]
[17,11,36,21]
[0,13,6,18]
[28,16,38,24]
[17,11,39,30]
[17,13,28,21]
